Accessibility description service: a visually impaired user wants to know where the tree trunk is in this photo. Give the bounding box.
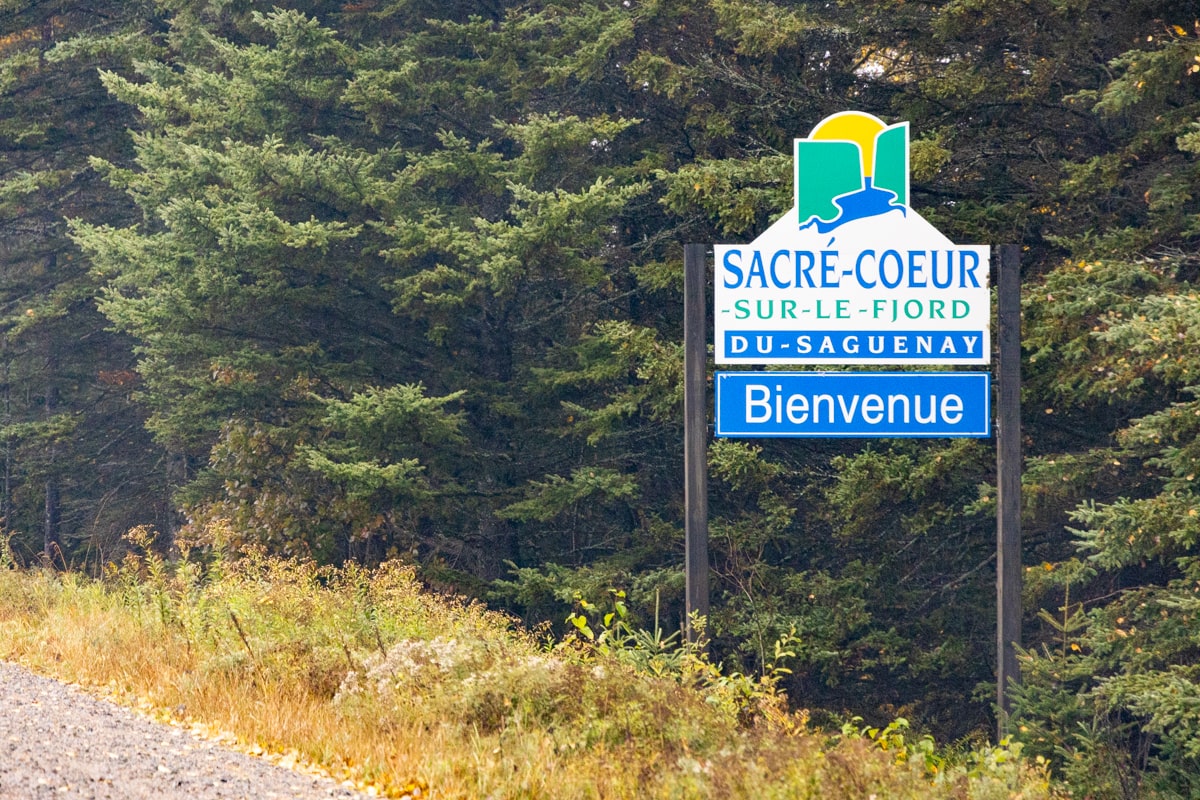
[42,335,59,568]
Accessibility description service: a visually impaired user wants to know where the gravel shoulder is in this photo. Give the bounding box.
[0,661,372,800]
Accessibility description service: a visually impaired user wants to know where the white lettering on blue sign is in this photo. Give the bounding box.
[744,384,964,425]
[715,372,990,438]
[723,331,984,360]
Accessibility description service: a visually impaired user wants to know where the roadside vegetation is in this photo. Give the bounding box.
[0,529,1054,799]
[0,2,1198,793]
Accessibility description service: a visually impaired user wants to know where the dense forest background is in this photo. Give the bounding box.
[1,0,1199,794]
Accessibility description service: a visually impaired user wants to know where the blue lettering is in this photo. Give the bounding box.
[880,250,903,289]
[722,249,744,289]
[746,250,767,288]
[960,250,981,288]
[795,251,817,287]
[931,250,953,288]
[769,250,791,288]
[820,250,839,287]
[908,250,927,288]
[855,250,877,289]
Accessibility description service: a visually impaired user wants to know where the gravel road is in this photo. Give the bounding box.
[0,661,372,799]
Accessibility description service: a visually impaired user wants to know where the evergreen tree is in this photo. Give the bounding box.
[1008,11,1200,794]
[0,0,171,565]
[74,4,650,570]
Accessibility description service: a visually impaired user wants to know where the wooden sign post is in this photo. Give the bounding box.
[995,243,1022,735]
[683,242,710,644]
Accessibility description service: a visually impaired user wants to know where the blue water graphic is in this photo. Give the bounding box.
[802,178,906,233]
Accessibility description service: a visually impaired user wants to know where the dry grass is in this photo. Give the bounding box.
[0,538,1059,799]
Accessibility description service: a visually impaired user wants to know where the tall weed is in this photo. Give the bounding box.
[0,526,1062,799]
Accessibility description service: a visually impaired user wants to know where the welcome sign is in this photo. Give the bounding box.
[714,372,990,438]
[714,112,990,365]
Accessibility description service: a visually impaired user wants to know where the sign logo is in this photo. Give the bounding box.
[713,111,990,366]
[797,112,908,233]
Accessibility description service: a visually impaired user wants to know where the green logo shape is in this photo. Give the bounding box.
[796,112,909,233]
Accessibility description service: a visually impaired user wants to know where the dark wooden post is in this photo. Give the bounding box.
[683,243,710,643]
[996,243,1022,735]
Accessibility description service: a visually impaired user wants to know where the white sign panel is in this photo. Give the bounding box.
[714,112,990,365]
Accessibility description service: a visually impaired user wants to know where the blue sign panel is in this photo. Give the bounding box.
[722,330,986,361]
[715,372,990,438]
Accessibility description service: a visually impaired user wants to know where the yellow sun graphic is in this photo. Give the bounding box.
[807,111,888,179]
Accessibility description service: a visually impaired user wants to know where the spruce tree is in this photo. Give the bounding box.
[0,0,171,565]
